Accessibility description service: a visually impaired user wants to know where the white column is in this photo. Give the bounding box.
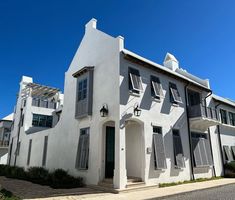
[113,124,127,189]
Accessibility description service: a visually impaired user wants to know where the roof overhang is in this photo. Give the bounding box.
[72,66,94,78]
[122,49,211,92]
[212,94,235,108]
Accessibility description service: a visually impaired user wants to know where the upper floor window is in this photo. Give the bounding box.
[32,114,53,128]
[220,109,227,124]
[229,112,235,126]
[78,79,87,101]
[169,82,182,104]
[128,67,143,93]
[151,76,164,99]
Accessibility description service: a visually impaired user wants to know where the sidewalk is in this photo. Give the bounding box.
[30,178,235,200]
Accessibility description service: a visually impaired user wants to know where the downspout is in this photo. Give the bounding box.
[14,107,23,167]
[204,91,216,177]
[184,82,195,180]
[215,102,224,176]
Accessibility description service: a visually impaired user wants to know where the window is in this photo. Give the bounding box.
[191,133,213,167]
[32,114,53,128]
[75,128,90,170]
[152,126,166,169]
[42,136,48,166]
[21,114,24,127]
[27,139,32,166]
[15,141,21,156]
[169,82,182,104]
[187,90,201,106]
[172,129,185,168]
[78,79,87,101]
[220,109,228,124]
[223,145,233,162]
[229,112,235,126]
[128,67,143,93]
[151,76,163,99]
[231,146,235,159]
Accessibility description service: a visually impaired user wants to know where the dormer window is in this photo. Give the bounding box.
[128,67,143,93]
[151,76,164,99]
[169,82,182,104]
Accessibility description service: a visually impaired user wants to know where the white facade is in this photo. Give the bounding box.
[8,19,235,190]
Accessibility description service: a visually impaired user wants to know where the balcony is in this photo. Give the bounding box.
[32,98,57,109]
[188,104,220,131]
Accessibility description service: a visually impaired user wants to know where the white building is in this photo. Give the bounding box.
[0,113,13,164]
[8,19,235,190]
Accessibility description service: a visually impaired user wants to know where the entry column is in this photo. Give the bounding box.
[113,124,127,189]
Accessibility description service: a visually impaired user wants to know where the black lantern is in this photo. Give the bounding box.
[134,104,141,117]
[100,104,108,117]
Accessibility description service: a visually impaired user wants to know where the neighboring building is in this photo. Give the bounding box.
[7,19,235,190]
[0,113,13,164]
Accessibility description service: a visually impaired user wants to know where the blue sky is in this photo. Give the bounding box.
[0,0,235,118]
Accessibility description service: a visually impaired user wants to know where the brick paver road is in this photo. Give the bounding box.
[157,184,235,200]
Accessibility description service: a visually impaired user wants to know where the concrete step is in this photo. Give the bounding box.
[126,181,145,188]
[127,177,142,183]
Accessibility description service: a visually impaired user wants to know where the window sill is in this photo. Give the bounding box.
[174,166,184,170]
[172,103,179,107]
[152,97,161,103]
[129,91,141,97]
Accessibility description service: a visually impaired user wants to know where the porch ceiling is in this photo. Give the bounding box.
[190,117,220,132]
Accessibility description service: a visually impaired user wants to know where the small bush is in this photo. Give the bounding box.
[0,188,20,200]
[27,167,50,185]
[4,166,26,180]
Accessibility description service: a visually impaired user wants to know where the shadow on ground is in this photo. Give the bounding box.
[0,176,107,199]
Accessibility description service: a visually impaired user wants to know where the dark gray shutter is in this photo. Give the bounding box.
[75,129,90,170]
[42,136,48,166]
[204,138,213,165]
[153,134,166,169]
[173,132,185,168]
[224,145,233,161]
[231,146,235,159]
[27,139,32,166]
[192,137,203,167]
[199,138,208,165]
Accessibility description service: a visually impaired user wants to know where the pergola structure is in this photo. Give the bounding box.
[21,83,60,99]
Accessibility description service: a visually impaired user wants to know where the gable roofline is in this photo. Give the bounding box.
[122,49,211,92]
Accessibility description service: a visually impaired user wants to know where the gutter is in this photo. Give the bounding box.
[184,82,195,180]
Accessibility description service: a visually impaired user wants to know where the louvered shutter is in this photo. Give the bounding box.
[173,133,185,168]
[224,145,233,162]
[192,137,203,167]
[27,139,32,166]
[231,146,235,159]
[153,134,166,169]
[42,136,48,166]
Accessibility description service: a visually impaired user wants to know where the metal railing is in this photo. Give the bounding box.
[32,98,57,109]
[0,140,9,147]
[188,104,218,121]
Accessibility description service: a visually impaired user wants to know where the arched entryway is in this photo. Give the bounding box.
[125,119,144,180]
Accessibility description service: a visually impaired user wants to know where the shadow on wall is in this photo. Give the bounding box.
[148,113,190,179]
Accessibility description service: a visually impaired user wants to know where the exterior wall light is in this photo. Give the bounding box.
[134,103,141,117]
[100,104,108,117]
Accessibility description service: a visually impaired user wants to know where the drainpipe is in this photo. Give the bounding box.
[184,82,195,180]
[203,91,217,177]
[215,102,225,176]
[14,107,23,167]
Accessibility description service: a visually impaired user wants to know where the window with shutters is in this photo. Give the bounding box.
[151,76,164,99]
[231,146,235,159]
[169,82,182,104]
[229,112,235,126]
[223,145,234,162]
[42,136,48,167]
[74,67,94,119]
[220,109,228,124]
[128,67,143,93]
[172,129,185,168]
[15,141,21,156]
[191,133,213,167]
[153,126,166,169]
[75,128,90,170]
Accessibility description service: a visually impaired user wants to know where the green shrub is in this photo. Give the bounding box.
[0,188,20,200]
[27,167,49,185]
[225,161,235,173]
[49,169,84,189]
[4,166,26,180]
[0,164,7,176]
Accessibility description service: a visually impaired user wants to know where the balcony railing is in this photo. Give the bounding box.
[188,104,218,121]
[0,140,9,148]
[32,98,57,109]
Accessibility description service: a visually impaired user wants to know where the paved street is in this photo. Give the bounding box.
[158,184,235,200]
